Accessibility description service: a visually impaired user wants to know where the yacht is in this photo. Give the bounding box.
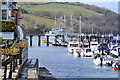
[45,28,72,43]
[67,41,80,54]
[90,40,98,52]
[80,48,94,57]
[93,54,114,66]
[110,46,120,57]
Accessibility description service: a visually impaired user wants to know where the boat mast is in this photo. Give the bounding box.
[64,15,66,28]
[79,16,82,46]
[59,16,63,29]
[70,15,73,32]
[54,16,56,28]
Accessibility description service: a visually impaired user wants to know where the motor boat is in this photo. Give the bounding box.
[67,41,80,54]
[93,54,114,66]
[90,41,98,52]
[73,48,80,57]
[97,43,110,55]
[80,48,94,57]
[110,46,120,57]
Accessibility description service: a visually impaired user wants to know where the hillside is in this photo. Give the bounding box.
[16,0,55,2]
[18,2,118,35]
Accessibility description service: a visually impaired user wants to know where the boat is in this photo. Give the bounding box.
[80,48,94,57]
[82,39,89,48]
[52,43,67,47]
[97,43,110,55]
[52,39,68,47]
[45,28,72,43]
[67,41,80,54]
[73,49,81,57]
[93,54,114,66]
[110,46,120,57]
[90,40,98,52]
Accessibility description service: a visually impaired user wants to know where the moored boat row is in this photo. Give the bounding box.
[67,36,120,70]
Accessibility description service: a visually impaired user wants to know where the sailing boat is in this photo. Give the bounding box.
[68,16,82,57]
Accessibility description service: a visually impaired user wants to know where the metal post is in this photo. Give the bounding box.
[30,35,33,46]
[13,59,16,72]
[46,36,49,46]
[38,35,41,46]
[36,59,39,80]
[62,35,65,42]
[15,58,17,67]
[8,62,12,79]
[89,35,91,48]
[3,65,7,80]
[102,35,104,55]
[19,48,22,65]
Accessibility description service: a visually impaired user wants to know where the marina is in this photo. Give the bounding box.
[0,0,120,80]
[28,36,119,78]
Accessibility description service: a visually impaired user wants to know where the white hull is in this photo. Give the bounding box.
[93,57,113,66]
[73,49,80,57]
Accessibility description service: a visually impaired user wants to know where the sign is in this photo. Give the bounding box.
[1,32,14,40]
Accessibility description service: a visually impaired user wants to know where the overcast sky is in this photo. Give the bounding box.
[56,0,119,13]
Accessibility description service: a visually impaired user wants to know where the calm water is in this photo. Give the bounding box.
[27,36,118,78]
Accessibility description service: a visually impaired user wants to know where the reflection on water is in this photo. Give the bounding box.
[27,36,118,78]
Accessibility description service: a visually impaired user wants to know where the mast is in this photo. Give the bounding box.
[70,15,73,32]
[64,15,66,28]
[54,16,56,28]
[79,16,82,46]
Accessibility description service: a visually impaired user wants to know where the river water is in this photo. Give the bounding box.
[27,36,118,78]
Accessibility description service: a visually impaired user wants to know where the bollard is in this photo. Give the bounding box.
[30,35,33,46]
[46,36,49,46]
[8,62,12,79]
[38,35,41,46]
[3,65,7,80]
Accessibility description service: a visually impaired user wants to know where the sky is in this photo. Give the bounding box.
[57,0,119,13]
